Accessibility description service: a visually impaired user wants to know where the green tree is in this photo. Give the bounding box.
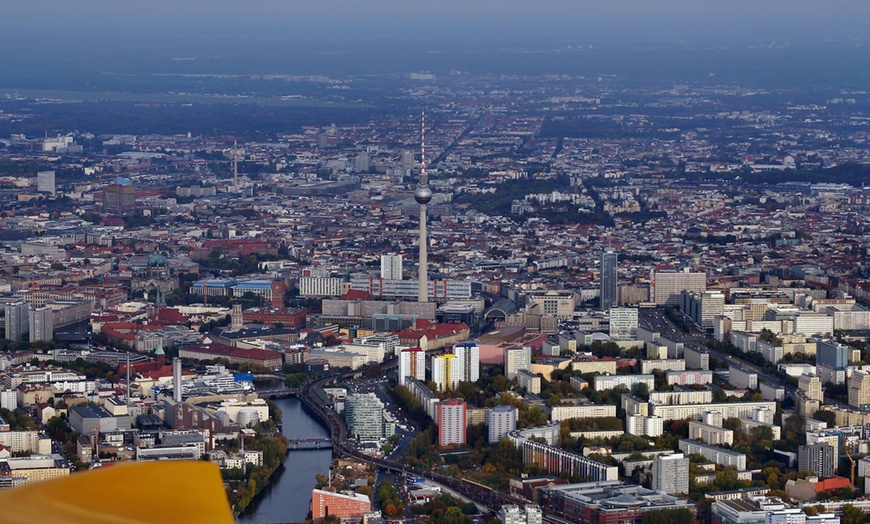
[641,508,694,524]
[842,504,868,524]
[783,415,807,447]
[813,410,837,427]
[631,381,650,400]
[438,506,472,524]
[714,467,741,491]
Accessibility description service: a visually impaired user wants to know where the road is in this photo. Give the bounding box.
[639,308,797,397]
[299,374,527,517]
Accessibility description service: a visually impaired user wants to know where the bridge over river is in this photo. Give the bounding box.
[256,387,298,399]
[286,438,333,451]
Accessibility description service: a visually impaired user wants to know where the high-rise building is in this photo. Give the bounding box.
[344,393,386,440]
[398,347,425,387]
[401,150,415,172]
[28,307,54,343]
[488,405,517,443]
[414,110,432,304]
[0,389,17,410]
[817,340,850,370]
[680,290,725,330]
[103,183,136,216]
[380,254,403,280]
[453,343,480,383]
[354,152,370,173]
[609,307,638,340]
[432,354,460,392]
[798,374,824,402]
[437,399,466,447]
[504,346,532,381]
[36,170,55,196]
[5,302,30,341]
[652,453,689,495]
[653,271,706,306]
[848,370,870,411]
[798,442,835,478]
[600,250,618,311]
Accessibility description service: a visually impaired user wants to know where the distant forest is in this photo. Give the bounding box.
[717,163,870,186]
[0,100,381,138]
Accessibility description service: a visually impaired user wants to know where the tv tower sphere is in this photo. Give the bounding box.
[414,184,432,204]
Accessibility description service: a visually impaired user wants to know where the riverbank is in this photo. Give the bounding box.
[236,397,333,524]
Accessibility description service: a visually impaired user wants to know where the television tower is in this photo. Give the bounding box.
[233,140,239,193]
[415,109,432,303]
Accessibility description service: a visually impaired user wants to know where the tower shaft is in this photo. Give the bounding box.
[418,203,428,302]
[233,140,239,192]
[414,108,432,303]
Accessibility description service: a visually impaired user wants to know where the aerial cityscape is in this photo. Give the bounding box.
[2,2,870,524]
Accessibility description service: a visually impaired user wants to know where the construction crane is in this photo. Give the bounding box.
[843,437,856,486]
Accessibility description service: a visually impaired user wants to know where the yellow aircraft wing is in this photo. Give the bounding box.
[0,461,234,524]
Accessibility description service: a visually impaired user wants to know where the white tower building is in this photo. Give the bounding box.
[381,254,403,280]
[398,347,426,387]
[453,343,480,383]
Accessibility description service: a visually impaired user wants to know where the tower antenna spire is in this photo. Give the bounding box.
[414,109,433,303]
[421,109,426,185]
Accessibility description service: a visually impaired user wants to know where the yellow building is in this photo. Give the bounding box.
[798,374,824,402]
[848,370,870,411]
[5,455,70,483]
[571,359,617,375]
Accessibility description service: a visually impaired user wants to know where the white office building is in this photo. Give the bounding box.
[609,307,639,340]
[344,393,386,440]
[453,343,480,383]
[592,374,655,392]
[29,307,54,343]
[652,453,689,495]
[398,348,426,387]
[505,346,532,381]
[380,254,403,280]
[488,405,518,444]
[37,171,56,196]
[5,302,29,342]
[653,271,706,306]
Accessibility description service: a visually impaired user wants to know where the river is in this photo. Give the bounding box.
[236,397,333,524]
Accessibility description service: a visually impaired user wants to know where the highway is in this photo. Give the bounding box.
[639,308,797,397]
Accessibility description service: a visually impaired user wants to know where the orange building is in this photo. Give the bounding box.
[310,489,371,519]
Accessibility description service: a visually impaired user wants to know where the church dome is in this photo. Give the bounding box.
[148,253,169,267]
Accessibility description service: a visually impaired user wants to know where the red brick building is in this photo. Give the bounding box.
[241,306,306,328]
[310,489,371,519]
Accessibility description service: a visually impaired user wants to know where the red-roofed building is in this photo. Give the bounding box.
[341,289,374,301]
[101,322,166,349]
[396,319,470,352]
[786,476,854,502]
[814,476,852,493]
[152,307,189,325]
[178,342,282,371]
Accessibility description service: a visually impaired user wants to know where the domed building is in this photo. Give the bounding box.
[130,250,179,295]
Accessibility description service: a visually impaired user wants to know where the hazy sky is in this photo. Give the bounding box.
[2,1,869,85]
[4,1,870,44]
